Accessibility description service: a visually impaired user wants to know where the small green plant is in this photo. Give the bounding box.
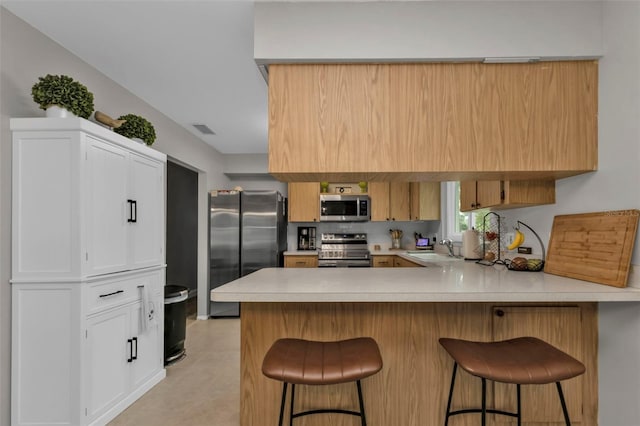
[113,114,157,146]
[31,74,94,118]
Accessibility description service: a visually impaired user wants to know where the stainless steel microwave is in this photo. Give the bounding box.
[320,194,370,222]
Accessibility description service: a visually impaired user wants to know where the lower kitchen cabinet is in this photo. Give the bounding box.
[372,255,395,267]
[393,256,422,267]
[11,268,165,426]
[284,255,318,268]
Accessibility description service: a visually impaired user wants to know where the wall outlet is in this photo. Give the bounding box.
[506,232,515,247]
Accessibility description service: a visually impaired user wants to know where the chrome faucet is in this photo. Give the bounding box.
[440,239,455,257]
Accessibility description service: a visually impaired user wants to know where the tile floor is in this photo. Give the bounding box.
[108,316,241,426]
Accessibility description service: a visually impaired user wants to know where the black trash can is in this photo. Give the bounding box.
[164,285,189,365]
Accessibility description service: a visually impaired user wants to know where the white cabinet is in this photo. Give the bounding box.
[84,275,163,425]
[86,139,164,275]
[11,118,166,281]
[11,118,167,426]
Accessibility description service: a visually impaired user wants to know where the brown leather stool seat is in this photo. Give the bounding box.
[439,337,585,426]
[262,337,383,426]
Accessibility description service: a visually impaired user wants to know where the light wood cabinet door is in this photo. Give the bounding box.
[288,183,319,222]
[460,180,554,212]
[491,306,585,423]
[410,182,440,220]
[368,182,390,221]
[372,255,395,267]
[369,182,410,221]
[269,62,597,182]
[389,182,411,221]
[284,255,318,268]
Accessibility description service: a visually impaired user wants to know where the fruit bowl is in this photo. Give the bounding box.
[506,257,545,272]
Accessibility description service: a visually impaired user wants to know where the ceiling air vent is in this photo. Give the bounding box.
[193,124,216,135]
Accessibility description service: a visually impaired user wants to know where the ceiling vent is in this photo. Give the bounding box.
[193,124,216,135]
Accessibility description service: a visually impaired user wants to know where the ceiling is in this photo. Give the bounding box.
[4,0,269,154]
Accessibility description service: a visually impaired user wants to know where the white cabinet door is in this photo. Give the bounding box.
[85,137,129,276]
[128,153,164,269]
[130,300,162,390]
[85,306,130,422]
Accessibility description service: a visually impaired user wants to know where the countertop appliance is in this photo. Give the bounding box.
[297,226,317,250]
[318,233,371,267]
[209,190,287,317]
[320,194,370,222]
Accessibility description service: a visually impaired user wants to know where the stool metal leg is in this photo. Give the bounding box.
[444,363,458,426]
[481,378,486,426]
[356,380,367,426]
[278,382,288,426]
[516,384,521,426]
[556,381,572,426]
[289,383,296,426]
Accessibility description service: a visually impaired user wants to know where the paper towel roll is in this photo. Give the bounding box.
[462,229,482,260]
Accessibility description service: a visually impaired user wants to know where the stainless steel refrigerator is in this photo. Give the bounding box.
[209,190,287,317]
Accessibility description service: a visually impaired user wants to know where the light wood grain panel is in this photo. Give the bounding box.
[410,182,441,220]
[239,302,597,426]
[476,180,503,209]
[504,180,555,206]
[371,255,394,267]
[389,182,411,221]
[288,183,319,222]
[268,62,597,182]
[393,256,421,267]
[284,255,318,268]
[368,182,390,221]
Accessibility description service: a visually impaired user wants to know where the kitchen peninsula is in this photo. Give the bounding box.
[212,264,640,426]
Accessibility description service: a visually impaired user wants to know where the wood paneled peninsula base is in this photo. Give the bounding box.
[213,267,640,426]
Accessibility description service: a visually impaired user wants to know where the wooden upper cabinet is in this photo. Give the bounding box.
[369,182,410,221]
[288,183,319,222]
[460,180,555,212]
[410,182,440,221]
[268,62,598,182]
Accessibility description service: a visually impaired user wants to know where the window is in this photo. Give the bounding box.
[444,182,488,242]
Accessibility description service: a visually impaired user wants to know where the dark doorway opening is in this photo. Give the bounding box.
[166,160,198,310]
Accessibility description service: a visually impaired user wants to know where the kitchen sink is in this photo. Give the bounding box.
[404,251,463,262]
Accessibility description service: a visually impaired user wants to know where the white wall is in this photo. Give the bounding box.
[0,9,232,423]
[255,1,603,62]
[255,2,640,424]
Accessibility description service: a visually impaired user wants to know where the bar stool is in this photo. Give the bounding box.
[262,337,383,426]
[439,336,586,426]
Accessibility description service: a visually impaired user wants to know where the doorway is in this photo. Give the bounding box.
[166,160,198,313]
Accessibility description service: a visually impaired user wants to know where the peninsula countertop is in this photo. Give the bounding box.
[211,262,640,303]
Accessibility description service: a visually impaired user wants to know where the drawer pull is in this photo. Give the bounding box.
[99,290,124,298]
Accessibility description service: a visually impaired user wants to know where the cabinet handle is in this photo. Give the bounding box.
[495,309,505,317]
[132,337,138,361]
[127,199,137,223]
[99,290,124,298]
[127,338,133,362]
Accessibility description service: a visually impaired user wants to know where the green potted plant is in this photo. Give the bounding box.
[113,114,157,146]
[31,74,94,118]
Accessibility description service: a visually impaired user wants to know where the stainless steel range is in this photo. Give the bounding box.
[318,233,371,267]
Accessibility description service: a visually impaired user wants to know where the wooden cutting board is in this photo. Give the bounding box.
[544,210,639,287]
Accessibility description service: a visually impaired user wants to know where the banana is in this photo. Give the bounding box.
[507,229,525,250]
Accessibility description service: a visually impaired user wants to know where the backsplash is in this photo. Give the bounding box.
[287,220,441,251]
